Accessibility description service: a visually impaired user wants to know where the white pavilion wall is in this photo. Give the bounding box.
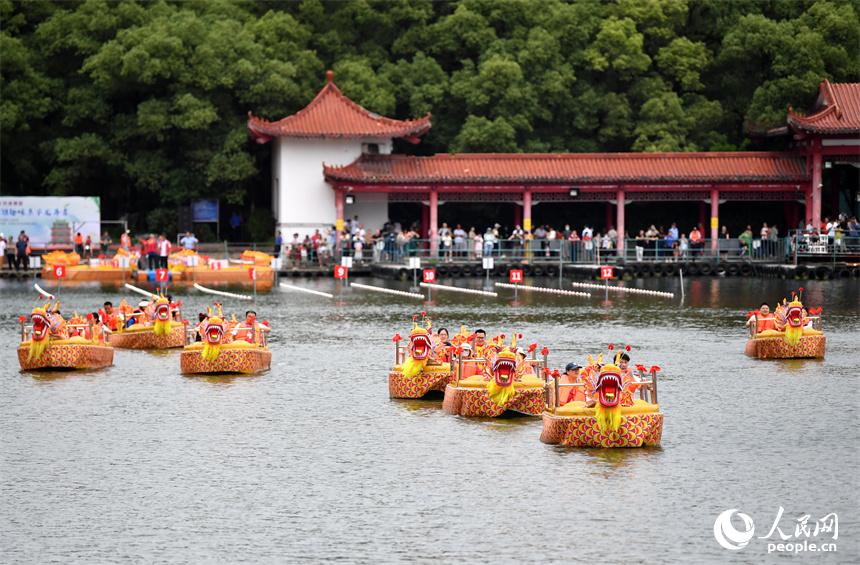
[273,137,390,238]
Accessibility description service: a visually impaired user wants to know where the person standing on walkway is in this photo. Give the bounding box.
[158,234,171,269]
[121,229,131,251]
[146,234,158,270]
[74,232,83,256]
[0,235,6,271]
[16,233,29,271]
[180,231,198,251]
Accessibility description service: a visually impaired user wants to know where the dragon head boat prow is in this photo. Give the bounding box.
[388,313,453,399]
[201,309,226,362]
[152,294,172,336]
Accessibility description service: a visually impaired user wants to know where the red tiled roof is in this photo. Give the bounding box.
[324,152,809,185]
[787,80,860,134]
[248,71,431,144]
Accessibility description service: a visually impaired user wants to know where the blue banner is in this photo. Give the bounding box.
[193,200,218,222]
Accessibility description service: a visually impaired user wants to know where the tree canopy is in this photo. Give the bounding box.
[2,0,857,234]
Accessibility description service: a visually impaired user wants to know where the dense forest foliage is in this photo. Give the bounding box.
[2,0,858,237]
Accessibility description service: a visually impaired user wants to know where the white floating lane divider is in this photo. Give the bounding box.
[419,282,498,297]
[34,283,55,299]
[496,282,591,298]
[350,283,423,299]
[570,281,674,298]
[194,283,253,300]
[124,283,157,297]
[279,282,334,299]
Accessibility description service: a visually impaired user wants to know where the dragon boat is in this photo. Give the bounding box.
[745,289,825,359]
[442,334,547,417]
[17,300,114,371]
[180,305,271,374]
[109,295,186,349]
[389,315,454,399]
[541,349,663,448]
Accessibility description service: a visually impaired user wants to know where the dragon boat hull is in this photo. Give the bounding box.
[442,379,546,417]
[109,324,185,349]
[17,342,114,371]
[744,335,825,359]
[541,403,663,448]
[389,363,453,398]
[180,346,271,374]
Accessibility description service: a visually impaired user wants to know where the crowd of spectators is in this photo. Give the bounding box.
[275,212,860,267]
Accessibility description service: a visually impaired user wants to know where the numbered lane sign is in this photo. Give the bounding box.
[248,267,256,280]
[53,265,66,278]
[423,269,436,283]
[482,257,494,270]
[186,255,199,267]
[155,269,169,282]
[334,266,348,279]
[341,256,353,268]
[510,269,523,283]
[408,257,421,269]
[601,266,614,279]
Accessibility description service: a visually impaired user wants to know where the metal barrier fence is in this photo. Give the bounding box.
[325,237,848,266]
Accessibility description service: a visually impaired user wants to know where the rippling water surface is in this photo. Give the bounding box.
[1,276,858,564]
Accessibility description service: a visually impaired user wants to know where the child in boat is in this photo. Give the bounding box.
[458,344,482,379]
[618,353,641,405]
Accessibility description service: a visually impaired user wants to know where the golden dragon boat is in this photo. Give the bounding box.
[109,295,186,349]
[180,306,271,374]
[541,350,663,448]
[389,315,453,399]
[17,301,114,371]
[442,335,547,417]
[745,290,825,359]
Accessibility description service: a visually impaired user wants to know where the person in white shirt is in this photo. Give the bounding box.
[453,225,467,257]
[581,225,594,260]
[0,235,6,269]
[483,228,494,257]
[158,234,171,269]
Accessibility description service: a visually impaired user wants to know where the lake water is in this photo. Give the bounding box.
[1,276,858,564]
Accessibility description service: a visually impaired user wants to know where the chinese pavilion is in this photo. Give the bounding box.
[249,74,859,250]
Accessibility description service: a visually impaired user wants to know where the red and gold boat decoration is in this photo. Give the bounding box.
[110,295,186,349]
[181,307,271,374]
[745,289,825,359]
[17,300,113,371]
[541,351,663,448]
[442,334,547,417]
[388,313,453,398]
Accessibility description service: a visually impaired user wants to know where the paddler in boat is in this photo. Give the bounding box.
[470,329,489,358]
[516,347,537,378]
[102,301,119,332]
[127,300,148,328]
[745,302,776,333]
[231,310,270,344]
[434,327,451,362]
[618,352,641,405]
[559,362,586,404]
[457,343,483,379]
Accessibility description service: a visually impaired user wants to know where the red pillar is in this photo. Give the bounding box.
[616,189,625,251]
[429,189,438,251]
[805,191,812,226]
[335,190,344,247]
[514,203,522,227]
[812,145,822,228]
[421,201,429,247]
[830,167,840,220]
[699,200,706,231]
[710,189,719,252]
[606,201,613,231]
[523,190,532,232]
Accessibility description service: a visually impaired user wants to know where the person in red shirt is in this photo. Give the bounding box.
[146,234,157,270]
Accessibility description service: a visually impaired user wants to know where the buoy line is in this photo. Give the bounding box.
[496,282,590,298]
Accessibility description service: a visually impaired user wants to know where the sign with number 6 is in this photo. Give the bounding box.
[53,265,66,278]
